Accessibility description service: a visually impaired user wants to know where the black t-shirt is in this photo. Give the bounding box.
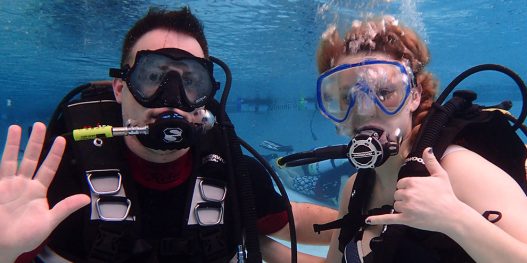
[45,143,287,262]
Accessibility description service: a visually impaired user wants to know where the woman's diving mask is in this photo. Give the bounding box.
[109,48,220,111]
[316,59,415,123]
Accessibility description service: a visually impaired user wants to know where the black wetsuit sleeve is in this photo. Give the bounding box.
[244,155,289,235]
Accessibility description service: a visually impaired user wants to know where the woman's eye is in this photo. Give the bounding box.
[377,88,394,101]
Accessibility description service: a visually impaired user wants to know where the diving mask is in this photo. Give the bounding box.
[109,48,220,111]
[317,59,414,123]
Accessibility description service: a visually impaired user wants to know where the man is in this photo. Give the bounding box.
[0,7,336,263]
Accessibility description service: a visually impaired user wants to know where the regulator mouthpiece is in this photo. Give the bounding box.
[347,128,399,169]
[72,109,216,151]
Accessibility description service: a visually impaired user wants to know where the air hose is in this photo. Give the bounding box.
[214,56,297,263]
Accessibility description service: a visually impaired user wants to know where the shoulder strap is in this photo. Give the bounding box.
[311,169,376,253]
[47,82,143,262]
[338,169,377,252]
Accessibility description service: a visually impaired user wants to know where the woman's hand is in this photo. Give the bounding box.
[365,147,467,233]
[0,123,90,262]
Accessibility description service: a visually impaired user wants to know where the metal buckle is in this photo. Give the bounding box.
[199,178,227,202]
[96,196,132,221]
[86,169,122,195]
[194,201,223,226]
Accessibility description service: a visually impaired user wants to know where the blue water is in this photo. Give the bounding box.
[1,0,526,258]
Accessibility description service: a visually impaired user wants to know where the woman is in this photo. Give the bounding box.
[317,16,527,262]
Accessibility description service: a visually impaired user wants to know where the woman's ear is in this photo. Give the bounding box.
[112,78,124,104]
[409,86,422,112]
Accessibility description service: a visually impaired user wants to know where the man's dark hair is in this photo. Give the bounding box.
[120,6,208,67]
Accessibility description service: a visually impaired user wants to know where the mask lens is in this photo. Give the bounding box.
[317,60,412,123]
[178,60,213,105]
[360,65,409,110]
[129,53,170,98]
[319,71,350,122]
[127,51,215,108]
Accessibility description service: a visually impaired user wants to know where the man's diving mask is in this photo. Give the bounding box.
[109,48,220,111]
[317,59,414,123]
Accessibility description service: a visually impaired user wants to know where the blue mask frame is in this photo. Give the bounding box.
[316,59,414,123]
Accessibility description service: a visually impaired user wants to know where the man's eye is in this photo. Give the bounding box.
[149,73,160,81]
[183,77,193,85]
[182,72,196,86]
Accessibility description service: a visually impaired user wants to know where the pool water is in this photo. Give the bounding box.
[1,0,526,259]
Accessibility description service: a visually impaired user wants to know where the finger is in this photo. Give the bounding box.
[18,122,47,178]
[422,147,447,178]
[365,213,403,226]
[393,200,405,213]
[49,194,91,228]
[0,125,22,178]
[396,177,416,190]
[34,136,66,188]
[393,188,405,201]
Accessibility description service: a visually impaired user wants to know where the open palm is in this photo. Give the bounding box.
[0,123,90,262]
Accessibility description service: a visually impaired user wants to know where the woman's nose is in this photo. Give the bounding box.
[354,92,376,118]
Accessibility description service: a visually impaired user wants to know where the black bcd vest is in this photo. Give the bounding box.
[314,97,527,263]
[44,82,251,263]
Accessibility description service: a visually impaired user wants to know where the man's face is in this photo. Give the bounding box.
[112,28,206,160]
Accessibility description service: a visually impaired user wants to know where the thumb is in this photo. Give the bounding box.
[422,147,447,178]
[50,194,91,228]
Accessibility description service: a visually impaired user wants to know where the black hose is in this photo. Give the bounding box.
[211,56,262,262]
[239,138,298,263]
[409,91,476,162]
[277,145,348,167]
[502,113,527,138]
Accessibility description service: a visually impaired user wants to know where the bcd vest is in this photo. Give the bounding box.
[43,82,248,263]
[314,96,527,263]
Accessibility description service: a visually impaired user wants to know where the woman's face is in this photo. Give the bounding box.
[327,53,421,142]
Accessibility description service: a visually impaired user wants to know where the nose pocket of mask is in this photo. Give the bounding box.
[158,71,184,107]
[353,86,376,116]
